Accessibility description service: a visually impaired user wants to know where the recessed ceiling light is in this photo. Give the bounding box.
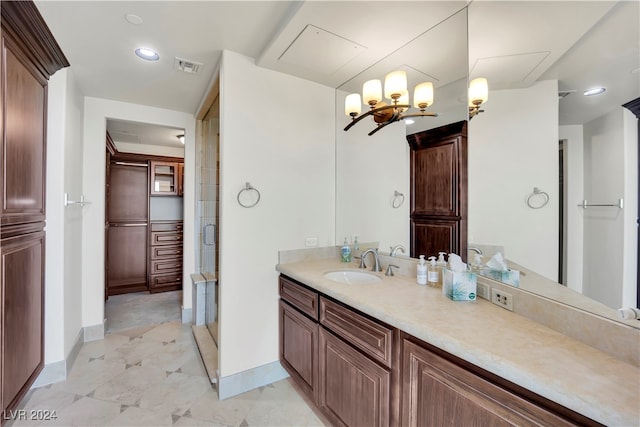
[135,47,159,61]
[405,119,415,125]
[583,87,606,96]
[125,14,143,25]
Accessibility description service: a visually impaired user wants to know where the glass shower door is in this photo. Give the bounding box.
[199,107,219,345]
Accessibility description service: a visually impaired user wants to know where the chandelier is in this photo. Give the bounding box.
[468,77,489,119]
[344,70,437,136]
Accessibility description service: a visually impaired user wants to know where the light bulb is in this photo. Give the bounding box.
[362,80,382,106]
[345,93,362,117]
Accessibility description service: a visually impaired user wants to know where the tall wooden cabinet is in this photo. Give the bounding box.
[407,121,467,260]
[0,0,68,419]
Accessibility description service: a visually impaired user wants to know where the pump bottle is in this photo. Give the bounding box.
[427,256,439,287]
[436,252,447,286]
[417,255,427,285]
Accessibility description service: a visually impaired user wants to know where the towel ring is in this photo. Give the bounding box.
[527,187,549,209]
[392,190,405,209]
[237,182,261,208]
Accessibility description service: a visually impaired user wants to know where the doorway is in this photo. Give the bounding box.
[104,119,186,332]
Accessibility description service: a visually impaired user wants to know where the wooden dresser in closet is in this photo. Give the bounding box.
[149,221,183,293]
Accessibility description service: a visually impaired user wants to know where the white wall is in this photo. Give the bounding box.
[335,90,410,252]
[559,125,584,293]
[583,108,637,309]
[468,80,559,281]
[82,98,196,331]
[218,50,335,377]
[45,68,85,363]
[114,141,185,158]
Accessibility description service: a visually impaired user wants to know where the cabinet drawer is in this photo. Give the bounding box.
[279,276,319,320]
[150,231,182,246]
[320,297,394,369]
[151,245,183,260]
[150,259,182,275]
[150,221,183,233]
[149,272,182,289]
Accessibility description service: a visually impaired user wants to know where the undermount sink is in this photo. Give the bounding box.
[323,270,382,284]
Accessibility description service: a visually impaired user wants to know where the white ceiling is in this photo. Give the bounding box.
[35,0,639,136]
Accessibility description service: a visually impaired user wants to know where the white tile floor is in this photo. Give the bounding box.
[8,293,327,427]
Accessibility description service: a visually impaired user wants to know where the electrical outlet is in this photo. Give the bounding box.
[476,282,490,300]
[491,288,513,311]
[305,237,318,247]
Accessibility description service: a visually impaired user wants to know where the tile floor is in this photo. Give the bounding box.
[8,293,327,427]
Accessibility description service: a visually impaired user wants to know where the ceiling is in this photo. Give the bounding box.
[35,1,639,135]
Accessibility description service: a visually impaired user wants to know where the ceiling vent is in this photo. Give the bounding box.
[174,57,203,74]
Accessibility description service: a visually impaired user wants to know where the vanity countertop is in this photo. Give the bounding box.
[276,258,639,427]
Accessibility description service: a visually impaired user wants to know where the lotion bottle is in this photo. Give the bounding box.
[436,252,447,286]
[427,256,439,287]
[417,255,427,285]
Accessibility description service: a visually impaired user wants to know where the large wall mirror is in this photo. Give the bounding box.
[336,1,639,328]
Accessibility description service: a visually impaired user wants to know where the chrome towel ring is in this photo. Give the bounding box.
[527,187,549,209]
[392,190,405,209]
[237,182,261,208]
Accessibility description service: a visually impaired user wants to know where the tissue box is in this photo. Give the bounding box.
[480,268,520,287]
[442,268,477,301]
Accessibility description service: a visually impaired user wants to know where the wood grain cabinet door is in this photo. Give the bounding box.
[401,339,578,427]
[407,121,467,260]
[279,300,318,402]
[0,45,46,226]
[1,230,45,414]
[318,327,390,427]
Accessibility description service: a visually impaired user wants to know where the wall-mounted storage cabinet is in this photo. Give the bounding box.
[151,161,181,196]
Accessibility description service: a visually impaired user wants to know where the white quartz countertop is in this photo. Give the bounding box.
[276,258,640,427]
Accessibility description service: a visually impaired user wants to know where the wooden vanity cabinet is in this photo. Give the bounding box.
[279,275,397,427]
[148,221,183,293]
[278,274,601,427]
[278,276,319,402]
[318,298,395,427]
[401,335,600,427]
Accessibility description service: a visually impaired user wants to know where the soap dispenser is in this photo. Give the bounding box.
[417,255,427,285]
[436,252,447,286]
[427,256,438,287]
[341,238,352,263]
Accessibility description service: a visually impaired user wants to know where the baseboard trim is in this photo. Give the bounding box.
[83,321,105,342]
[217,361,289,400]
[32,328,84,388]
[182,306,192,324]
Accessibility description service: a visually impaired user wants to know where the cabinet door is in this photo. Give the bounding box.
[401,339,577,427]
[279,300,318,402]
[106,224,148,295]
[1,230,45,413]
[407,121,467,260]
[319,328,390,427]
[150,161,178,196]
[1,44,46,226]
[107,162,149,222]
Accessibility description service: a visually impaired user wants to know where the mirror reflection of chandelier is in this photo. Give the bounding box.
[468,77,489,119]
[344,70,438,136]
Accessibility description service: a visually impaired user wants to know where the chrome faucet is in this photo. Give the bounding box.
[359,248,382,272]
[468,247,483,255]
[390,244,406,257]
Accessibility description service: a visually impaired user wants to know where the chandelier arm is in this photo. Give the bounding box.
[344,104,411,131]
[399,112,438,119]
[367,120,397,136]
